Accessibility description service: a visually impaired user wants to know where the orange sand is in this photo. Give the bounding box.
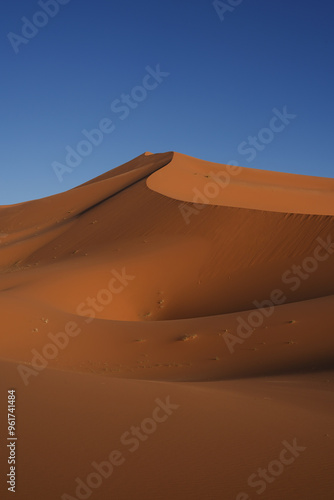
[0,152,333,499]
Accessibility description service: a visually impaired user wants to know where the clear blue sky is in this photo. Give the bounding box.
[1,0,334,204]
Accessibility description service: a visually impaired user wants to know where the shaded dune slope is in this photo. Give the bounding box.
[0,152,333,382]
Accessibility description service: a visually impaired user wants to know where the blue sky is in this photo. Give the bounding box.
[1,0,334,204]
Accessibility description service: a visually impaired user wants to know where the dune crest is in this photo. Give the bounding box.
[147,152,334,215]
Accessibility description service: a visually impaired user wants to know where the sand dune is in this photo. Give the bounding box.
[1,152,333,499]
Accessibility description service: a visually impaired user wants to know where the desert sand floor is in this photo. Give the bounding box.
[1,152,333,499]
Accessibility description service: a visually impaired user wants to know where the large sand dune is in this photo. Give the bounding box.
[1,152,333,499]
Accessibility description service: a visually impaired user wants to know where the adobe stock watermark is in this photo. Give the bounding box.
[236,438,306,499]
[61,397,180,500]
[178,163,242,224]
[237,107,297,162]
[17,268,135,386]
[224,235,334,353]
[213,0,244,22]
[52,64,170,182]
[7,0,71,54]
[178,105,296,225]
